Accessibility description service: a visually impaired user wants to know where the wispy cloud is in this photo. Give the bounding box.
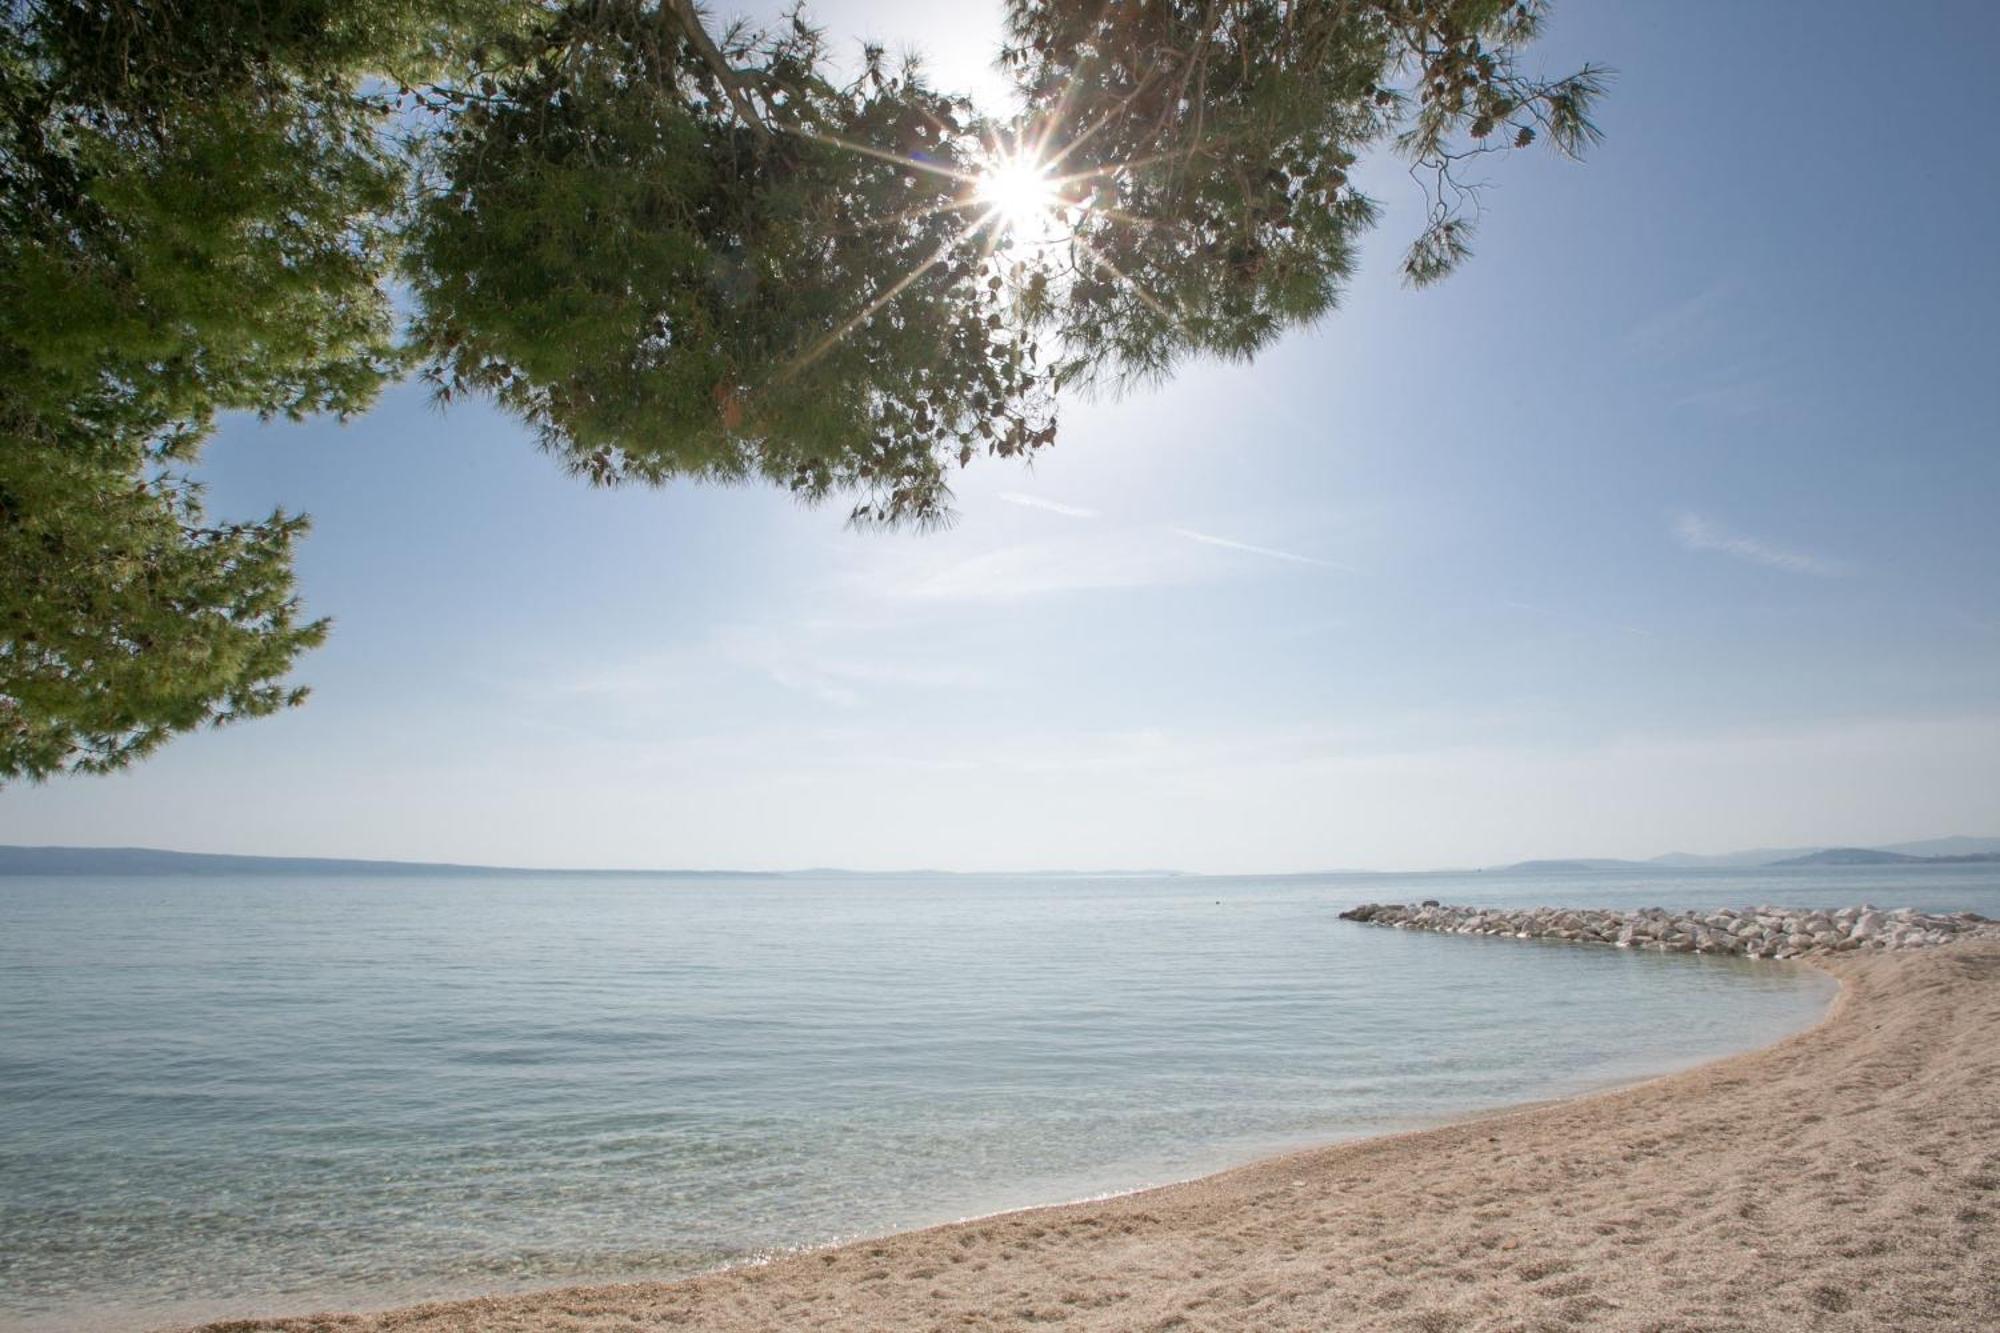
[539,624,986,713]
[997,491,1098,519]
[892,523,1352,603]
[1624,281,1735,357]
[1626,283,1788,417]
[1172,528,1350,570]
[1672,512,1843,576]
[901,533,1208,601]
[721,626,994,708]
[762,663,861,709]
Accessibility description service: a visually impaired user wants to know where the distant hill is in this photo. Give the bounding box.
[9,839,1997,880]
[1874,836,2000,858]
[0,846,1185,879]
[0,845,769,878]
[1768,847,2000,868]
[1519,835,2000,873]
[1648,847,1824,869]
[1500,858,1657,873]
[1768,847,1925,867]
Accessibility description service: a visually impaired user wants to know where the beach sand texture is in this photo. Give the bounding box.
[189,941,2000,1333]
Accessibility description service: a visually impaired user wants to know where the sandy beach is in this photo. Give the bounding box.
[180,936,2000,1332]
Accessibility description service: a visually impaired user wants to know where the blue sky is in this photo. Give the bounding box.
[6,1,1998,870]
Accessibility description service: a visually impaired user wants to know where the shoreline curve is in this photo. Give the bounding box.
[173,938,1999,1332]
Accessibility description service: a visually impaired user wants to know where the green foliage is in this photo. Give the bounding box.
[407,0,1602,526]
[998,0,1607,389]
[0,0,501,781]
[406,3,1056,529]
[1,0,453,437]
[2,0,1603,783]
[0,416,328,782]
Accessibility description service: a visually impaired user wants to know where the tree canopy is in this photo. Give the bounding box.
[1,0,1603,783]
[1,0,507,781]
[406,3,1058,529]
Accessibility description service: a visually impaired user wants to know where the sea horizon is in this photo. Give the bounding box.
[7,835,1999,880]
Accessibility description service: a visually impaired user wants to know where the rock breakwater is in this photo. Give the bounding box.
[1337,902,1997,960]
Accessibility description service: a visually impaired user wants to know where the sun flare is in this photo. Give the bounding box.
[977,154,1062,239]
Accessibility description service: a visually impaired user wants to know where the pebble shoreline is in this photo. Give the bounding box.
[1337,901,1999,959]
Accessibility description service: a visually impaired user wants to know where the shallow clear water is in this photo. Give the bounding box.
[3,863,1993,1331]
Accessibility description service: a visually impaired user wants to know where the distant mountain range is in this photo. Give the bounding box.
[0,845,1190,879]
[3,838,1997,879]
[1765,846,2000,867]
[1500,836,2000,874]
[0,845,768,878]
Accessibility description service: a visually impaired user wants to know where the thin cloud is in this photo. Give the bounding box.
[1624,281,1735,357]
[997,491,1098,519]
[903,534,1206,601]
[1172,528,1350,570]
[1672,512,1843,576]
[763,664,861,709]
[1627,284,1788,417]
[540,625,985,713]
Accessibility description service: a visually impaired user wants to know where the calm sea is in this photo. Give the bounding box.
[4,864,1996,1331]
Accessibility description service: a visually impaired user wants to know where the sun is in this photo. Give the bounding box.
[977,153,1062,240]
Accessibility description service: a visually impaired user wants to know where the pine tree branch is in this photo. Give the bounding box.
[665,0,772,141]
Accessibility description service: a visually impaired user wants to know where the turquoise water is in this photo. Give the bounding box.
[3,864,1995,1331]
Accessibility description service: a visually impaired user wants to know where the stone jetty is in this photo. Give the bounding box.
[1337,901,1997,960]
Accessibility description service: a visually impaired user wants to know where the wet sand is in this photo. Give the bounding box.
[189,941,1999,1332]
